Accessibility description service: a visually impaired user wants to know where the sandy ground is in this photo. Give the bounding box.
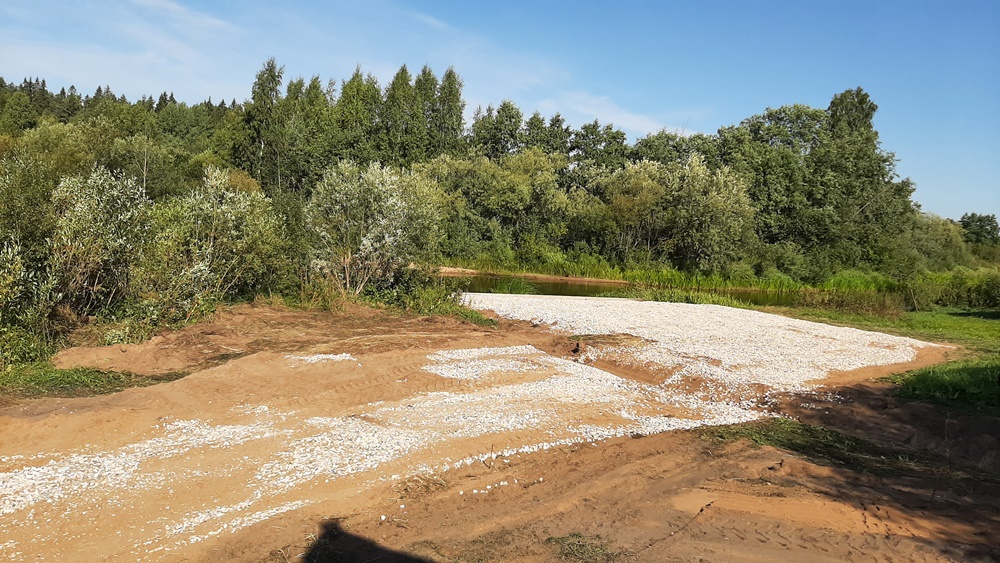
[1,297,997,561]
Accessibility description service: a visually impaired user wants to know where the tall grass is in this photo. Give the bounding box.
[622,267,804,292]
[597,286,752,308]
[488,277,541,295]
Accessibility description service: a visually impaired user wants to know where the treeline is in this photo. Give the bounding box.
[2,60,999,365]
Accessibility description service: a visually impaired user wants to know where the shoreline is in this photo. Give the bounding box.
[435,266,629,286]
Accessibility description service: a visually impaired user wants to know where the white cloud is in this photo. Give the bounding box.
[536,91,676,139]
[131,0,234,30]
[406,10,450,31]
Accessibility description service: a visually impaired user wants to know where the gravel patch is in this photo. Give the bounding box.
[0,419,278,517]
[465,293,945,391]
[285,353,357,366]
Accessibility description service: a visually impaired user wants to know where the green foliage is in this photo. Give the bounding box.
[134,166,287,321]
[364,268,495,326]
[0,91,37,134]
[417,149,568,261]
[305,161,441,295]
[890,213,973,275]
[959,213,1000,245]
[0,238,26,324]
[0,362,186,398]
[430,68,466,156]
[902,268,1000,311]
[595,156,756,271]
[332,68,383,164]
[890,357,1000,409]
[49,167,150,315]
[0,152,59,259]
[0,324,52,371]
[470,100,524,160]
[378,65,422,165]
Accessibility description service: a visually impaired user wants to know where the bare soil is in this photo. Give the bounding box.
[2,302,997,562]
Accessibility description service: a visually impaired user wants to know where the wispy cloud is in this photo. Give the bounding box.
[537,91,672,138]
[131,0,234,30]
[406,10,450,31]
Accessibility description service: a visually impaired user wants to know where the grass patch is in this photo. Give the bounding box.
[703,418,999,483]
[545,533,627,562]
[889,357,1000,409]
[776,307,1000,352]
[0,362,187,399]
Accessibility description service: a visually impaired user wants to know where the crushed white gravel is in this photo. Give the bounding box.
[464,293,945,391]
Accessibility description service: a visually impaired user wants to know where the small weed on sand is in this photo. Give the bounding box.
[546,532,627,562]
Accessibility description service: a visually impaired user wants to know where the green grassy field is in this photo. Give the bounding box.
[766,307,1000,410]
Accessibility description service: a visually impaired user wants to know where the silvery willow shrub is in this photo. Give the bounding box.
[50,167,150,315]
[0,237,25,325]
[134,166,285,320]
[304,161,441,295]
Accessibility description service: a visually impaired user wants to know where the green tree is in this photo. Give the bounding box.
[959,213,1000,245]
[570,120,628,169]
[332,68,382,164]
[304,161,441,294]
[378,65,421,165]
[413,65,439,160]
[0,91,37,134]
[135,166,287,318]
[595,160,667,263]
[633,130,721,169]
[806,88,915,272]
[243,58,286,190]
[416,148,568,263]
[594,156,755,271]
[430,67,465,156]
[470,100,523,160]
[283,75,336,193]
[891,213,972,274]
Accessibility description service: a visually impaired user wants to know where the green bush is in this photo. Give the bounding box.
[305,161,441,295]
[0,325,51,371]
[133,166,286,321]
[49,167,149,316]
[364,268,495,326]
[971,271,1000,309]
[0,238,25,324]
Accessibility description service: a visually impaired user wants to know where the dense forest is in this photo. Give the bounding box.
[1,60,998,366]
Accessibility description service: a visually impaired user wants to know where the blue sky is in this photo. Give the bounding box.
[1,0,997,219]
